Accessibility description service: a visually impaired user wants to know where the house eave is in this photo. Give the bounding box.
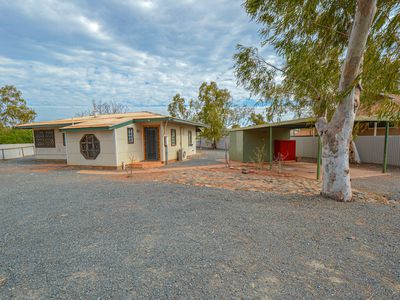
[60,126,114,132]
[15,123,75,130]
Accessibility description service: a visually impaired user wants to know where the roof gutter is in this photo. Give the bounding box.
[130,117,206,128]
[15,123,75,130]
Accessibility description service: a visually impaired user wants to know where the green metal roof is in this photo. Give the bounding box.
[230,116,391,132]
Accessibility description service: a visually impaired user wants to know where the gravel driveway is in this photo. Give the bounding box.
[163,149,225,168]
[352,167,400,201]
[0,159,399,299]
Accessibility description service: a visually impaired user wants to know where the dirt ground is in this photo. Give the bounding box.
[74,149,399,204]
[1,155,399,298]
[1,156,399,299]
[3,152,398,203]
[110,166,394,204]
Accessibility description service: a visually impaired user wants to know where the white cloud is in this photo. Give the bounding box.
[1,0,110,41]
[134,0,157,11]
[0,0,275,120]
[77,16,109,40]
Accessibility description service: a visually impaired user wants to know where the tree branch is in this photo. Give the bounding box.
[312,22,348,37]
[257,55,322,101]
[315,117,328,136]
[339,0,377,92]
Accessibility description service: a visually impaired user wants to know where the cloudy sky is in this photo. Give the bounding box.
[0,0,275,121]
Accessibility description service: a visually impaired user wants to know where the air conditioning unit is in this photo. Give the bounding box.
[177,149,187,161]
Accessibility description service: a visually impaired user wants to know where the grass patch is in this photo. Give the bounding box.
[0,128,33,144]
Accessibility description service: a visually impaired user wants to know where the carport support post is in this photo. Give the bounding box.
[382,121,389,173]
[164,135,168,166]
[269,126,273,170]
[317,136,322,180]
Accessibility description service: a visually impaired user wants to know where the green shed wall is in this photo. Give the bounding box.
[229,131,244,161]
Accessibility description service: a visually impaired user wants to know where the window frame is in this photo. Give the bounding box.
[34,129,55,148]
[80,134,100,160]
[127,127,134,144]
[188,130,193,146]
[170,128,177,146]
[62,132,66,146]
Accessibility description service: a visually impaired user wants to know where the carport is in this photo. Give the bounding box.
[229,117,394,179]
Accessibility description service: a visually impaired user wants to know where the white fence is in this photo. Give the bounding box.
[291,136,400,166]
[197,136,230,150]
[0,144,34,160]
[291,136,319,159]
[355,136,400,166]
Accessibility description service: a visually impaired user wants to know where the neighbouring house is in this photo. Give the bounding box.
[16,111,204,168]
[292,97,400,138]
[293,121,400,137]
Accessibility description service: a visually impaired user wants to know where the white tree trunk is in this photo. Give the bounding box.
[316,0,377,202]
[349,140,361,164]
[318,90,358,201]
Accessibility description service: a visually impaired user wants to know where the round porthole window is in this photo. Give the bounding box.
[80,134,100,160]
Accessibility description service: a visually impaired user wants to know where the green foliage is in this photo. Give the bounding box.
[0,128,33,144]
[193,82,232,148]
[379,97,400,122]
[234,1,400,120]
[226,105,254,128]
[167,93,191,120]
[0,85,36,127]
[249,112,266,125]
[168,83,253,144]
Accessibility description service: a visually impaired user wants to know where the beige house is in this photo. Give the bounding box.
[17,111,204,168]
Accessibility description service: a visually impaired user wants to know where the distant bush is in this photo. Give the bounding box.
[0,128,33,144]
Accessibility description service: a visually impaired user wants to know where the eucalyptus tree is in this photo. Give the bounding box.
[0,85,36,127]
[194,81,233,149]
[168,93,190,120]
[234,0,399,201]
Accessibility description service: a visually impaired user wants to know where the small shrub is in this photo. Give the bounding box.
[274,152,289,173]
[252,143,266,169]
[125,154,136,177]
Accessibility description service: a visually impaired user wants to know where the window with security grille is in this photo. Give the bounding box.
[188,130,193,146]
[80,134,100,159]
[170,129,177,146]
[127,128,134,144]
[34,130,55,148]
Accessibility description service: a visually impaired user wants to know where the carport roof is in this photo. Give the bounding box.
[230,116,390,131]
